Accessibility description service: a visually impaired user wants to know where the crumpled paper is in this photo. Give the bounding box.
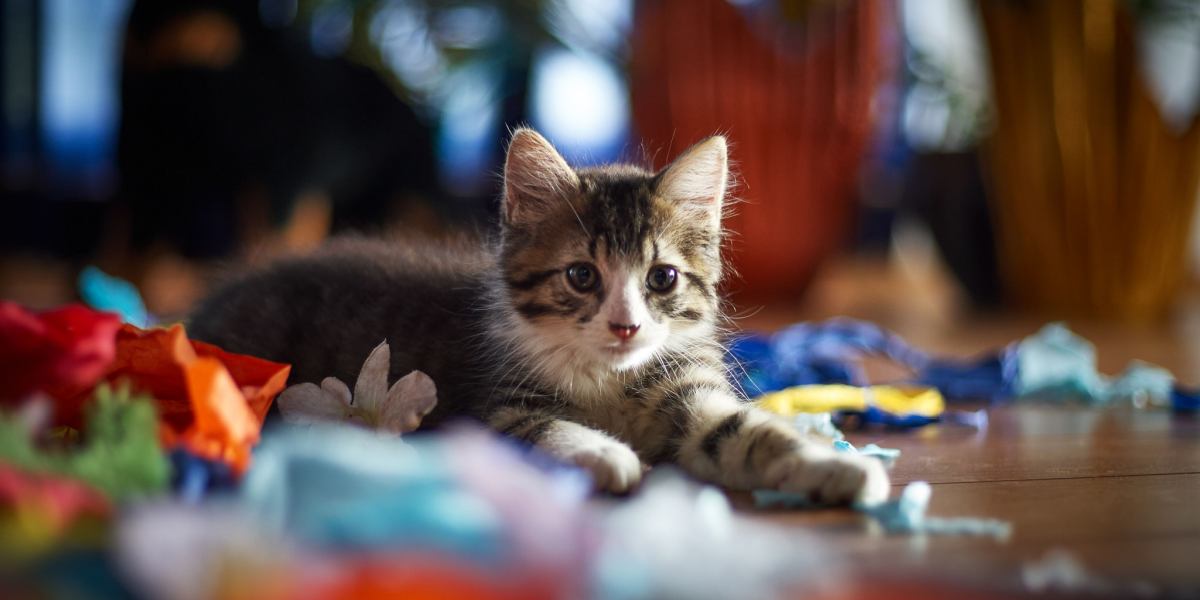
[118,426,844,600]
[115,502,294,600]
[241,426,513,561]
[731,318,931,393]
[754,480,1012,540]
[83,324,290,474]
[0,302,121,422]
[78,266,151,328]
[0,464,112,558]
[1015,323,1175,406]
[115,502,561,600]
[789,412,845,440]
[44,420,585,596]
[758,384,945,418]
[277,340,436,435]
[592,469,836,600]
[1022,549,1157,596]
[734,318,1187,409]
[0,383,169,502]
[832,440,901,468]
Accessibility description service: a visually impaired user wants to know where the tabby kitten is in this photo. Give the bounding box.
[189,128,889,504]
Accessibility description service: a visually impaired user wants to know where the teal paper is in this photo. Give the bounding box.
[79,266,150,328]
[1016,323,1174,406]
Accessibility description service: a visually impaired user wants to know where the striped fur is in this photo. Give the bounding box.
[189,128,889,504]
[482,129,888,502]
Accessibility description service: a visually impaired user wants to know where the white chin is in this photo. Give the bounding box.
[605,345,656,371]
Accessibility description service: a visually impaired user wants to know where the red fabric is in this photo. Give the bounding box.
[0,302,121,421]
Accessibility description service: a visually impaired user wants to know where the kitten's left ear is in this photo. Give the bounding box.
[656,136,728,228]
[503,128,579,227]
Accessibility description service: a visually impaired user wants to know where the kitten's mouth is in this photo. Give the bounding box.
[600,341,656,370]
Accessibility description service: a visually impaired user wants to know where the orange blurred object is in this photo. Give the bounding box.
[981,1,1200,319]
[92,325,290,473]
[631,0,893,305]
[234,555,563,600]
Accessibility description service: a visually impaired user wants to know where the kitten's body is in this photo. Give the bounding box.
[189,235,496,427]
[190,130,889,502]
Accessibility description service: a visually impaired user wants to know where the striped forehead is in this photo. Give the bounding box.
[578,171,660,260]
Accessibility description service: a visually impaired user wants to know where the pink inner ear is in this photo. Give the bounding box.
[658,138,728,215]
[503,130,578,224]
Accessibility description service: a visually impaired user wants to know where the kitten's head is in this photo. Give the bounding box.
[497,128,728,375]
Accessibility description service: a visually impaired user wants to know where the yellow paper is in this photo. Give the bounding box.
[756,384,944,418]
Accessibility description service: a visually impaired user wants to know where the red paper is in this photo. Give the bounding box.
[0,464,111,533]
[0,302,121,421]
[239,555,560,600]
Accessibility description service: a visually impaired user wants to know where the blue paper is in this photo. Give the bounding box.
[730,318,1011,403]
[790,412,845,440]
[730,318,930,394]
[832,439,901,467]
[753,481,1011,539]
[916,350,1017,402]
[733,319,1182,408]
[1016,324,1175,406]
[1173,387,1200,412]
[78,266,151,328]
[1108,362,1175,407]
[241,425,506,560]
[170,449,237,504]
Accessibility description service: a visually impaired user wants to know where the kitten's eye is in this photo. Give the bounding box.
[646,265,678,293]
[565,262,599,292]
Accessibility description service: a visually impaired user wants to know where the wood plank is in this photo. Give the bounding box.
[848,406,1200,485]
[741,474,1200,589]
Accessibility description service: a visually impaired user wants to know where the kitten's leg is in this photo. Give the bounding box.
[491,408,643,493]
[665,390,890,505]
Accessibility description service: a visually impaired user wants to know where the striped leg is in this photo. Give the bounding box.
[669,390,890,505]
[491,407,644,493]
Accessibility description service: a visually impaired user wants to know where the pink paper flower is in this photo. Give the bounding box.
[277,341,437,435]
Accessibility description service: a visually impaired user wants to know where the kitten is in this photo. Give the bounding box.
[189,128,889,503]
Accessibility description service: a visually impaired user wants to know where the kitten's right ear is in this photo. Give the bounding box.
[503,128,579,227]
[656,135,728,229]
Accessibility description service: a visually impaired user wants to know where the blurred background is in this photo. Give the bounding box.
[2,0,1200,335]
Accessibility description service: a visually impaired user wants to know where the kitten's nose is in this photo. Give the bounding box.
[608,322,640,341]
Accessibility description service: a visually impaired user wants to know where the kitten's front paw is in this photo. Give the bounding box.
[764,446,890,506]
[566,441,643,494]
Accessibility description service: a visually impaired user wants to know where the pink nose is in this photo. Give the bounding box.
[609,323,640,341]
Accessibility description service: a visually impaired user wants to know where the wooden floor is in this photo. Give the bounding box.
[729,257,1200,597]
[732,405,1200,596]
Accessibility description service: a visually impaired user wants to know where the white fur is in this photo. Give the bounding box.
[593,266,665,371]
[763,444,891,506]
[539,420,643,493]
